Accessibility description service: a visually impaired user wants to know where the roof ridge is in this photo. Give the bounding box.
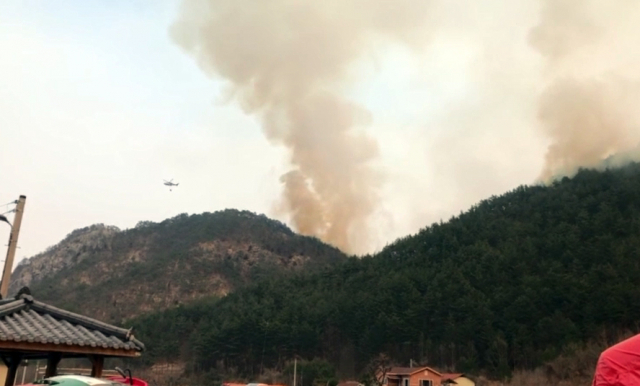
[388,366,442,376]
[30,300,130,339]
[0,299,27,318]
[130,336,145,351]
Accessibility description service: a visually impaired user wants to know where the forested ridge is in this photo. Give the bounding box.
[18,209,346,321]
[129,164,640,383]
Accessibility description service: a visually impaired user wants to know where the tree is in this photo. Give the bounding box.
[363,353,393,386]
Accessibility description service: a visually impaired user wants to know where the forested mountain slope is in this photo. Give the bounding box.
[12,209,347,322]
[130,164,640,381]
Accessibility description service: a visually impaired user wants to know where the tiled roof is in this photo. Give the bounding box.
[387,367,442,376]
[388,367,421,375]
[0,293,144,353]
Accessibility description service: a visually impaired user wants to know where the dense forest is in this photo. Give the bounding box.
[128,164,640,384]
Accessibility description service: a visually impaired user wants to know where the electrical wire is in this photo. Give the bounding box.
[1,200,16,218]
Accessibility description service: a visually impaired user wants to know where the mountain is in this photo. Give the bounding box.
[10,209,347,322]
[11,223,120,292]
[128,163,640,384]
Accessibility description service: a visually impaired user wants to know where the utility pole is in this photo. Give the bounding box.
[293,357,297,386]
[0,195,26,298]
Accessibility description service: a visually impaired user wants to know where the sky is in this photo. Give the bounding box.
[0,0,558,262]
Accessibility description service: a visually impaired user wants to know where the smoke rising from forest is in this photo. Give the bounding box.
[171,0,640,253]
[531,0,640,182]
[170,0,432,254]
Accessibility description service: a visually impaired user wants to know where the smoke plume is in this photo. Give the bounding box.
[530,0,640,182]
[169,0,640,253]
[170,0,432,253]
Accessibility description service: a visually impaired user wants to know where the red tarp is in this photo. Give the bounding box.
[593,334,640,385]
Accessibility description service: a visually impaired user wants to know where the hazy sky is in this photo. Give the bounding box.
[1,0,557,261]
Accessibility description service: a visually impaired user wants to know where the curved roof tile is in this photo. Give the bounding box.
[0,293,144,353]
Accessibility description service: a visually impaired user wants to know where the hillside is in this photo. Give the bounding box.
[11,209,347,322]
[11,223,121,292]
[128,164,640,384]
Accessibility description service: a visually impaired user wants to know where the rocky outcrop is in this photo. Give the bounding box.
[7,210,347,322]
[9,224,120,295]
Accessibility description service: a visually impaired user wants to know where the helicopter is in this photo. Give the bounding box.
[163,179,179,191]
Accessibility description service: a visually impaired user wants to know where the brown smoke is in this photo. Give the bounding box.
[170,0,432,253]
[168,0,640,253]
[530,0,640,182]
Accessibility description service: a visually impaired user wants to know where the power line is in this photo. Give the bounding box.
[1,200,17,218]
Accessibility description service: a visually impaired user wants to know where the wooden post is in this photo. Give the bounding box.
[44,353,61,378]
[0,195,26,299]
[89,356,104,378]
[20,360,27,385]
[4,355,22,386]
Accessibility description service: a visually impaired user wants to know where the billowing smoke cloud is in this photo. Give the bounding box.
[530,0,640,182]
[170,0,432,253]
[169,0,640,254]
